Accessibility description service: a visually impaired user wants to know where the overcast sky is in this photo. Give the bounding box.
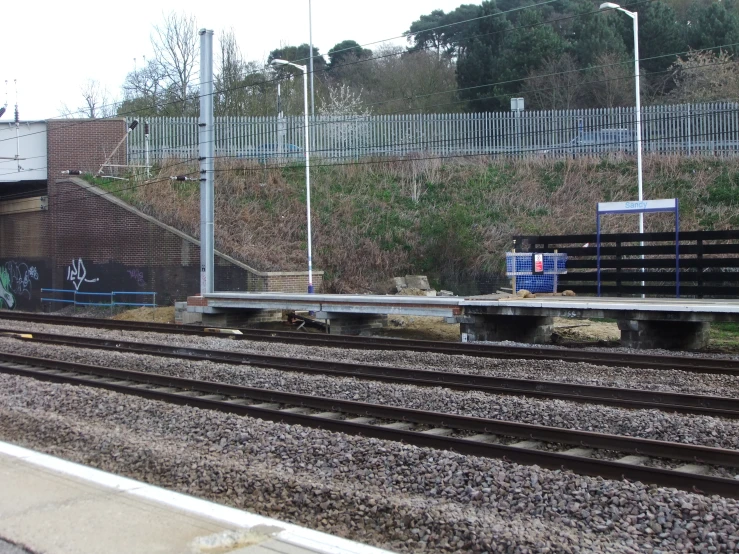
[5,0,474,121]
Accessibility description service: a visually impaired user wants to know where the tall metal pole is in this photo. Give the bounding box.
[199,29,215,295]
[633,12,643,237]
[632,12,645,292]
[303,68,314,293]
[309,0,315,117]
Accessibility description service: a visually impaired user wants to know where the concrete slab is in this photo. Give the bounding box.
[560,448,594,458]
[0,539,32,554]
[186,292,739,348]
[0,452,237,554]
[616,455,650,466]
[0,442,394,554]
[675,464,710,475]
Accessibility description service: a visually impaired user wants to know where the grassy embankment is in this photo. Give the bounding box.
[88,155,739,294]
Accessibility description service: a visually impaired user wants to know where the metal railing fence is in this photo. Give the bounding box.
[126,102,739,164]
[41,289,157,311]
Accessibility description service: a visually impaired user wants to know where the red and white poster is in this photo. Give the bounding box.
[533,253,544,274]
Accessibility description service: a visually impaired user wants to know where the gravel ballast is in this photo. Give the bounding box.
[2,373,739,553]
[2,336,739,453]
[2,319,739,401]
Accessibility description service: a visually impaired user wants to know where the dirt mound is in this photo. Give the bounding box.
[111,306,175,324]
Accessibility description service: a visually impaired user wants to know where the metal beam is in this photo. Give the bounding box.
[199,29,215,294]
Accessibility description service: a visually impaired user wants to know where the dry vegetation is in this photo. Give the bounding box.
[107,155,739,293]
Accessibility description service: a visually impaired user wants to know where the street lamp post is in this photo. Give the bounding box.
[271,59,314,293]
[600,2,645,288]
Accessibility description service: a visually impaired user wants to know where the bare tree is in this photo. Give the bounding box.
[669,49,739,103]
[355,46,458,114]
[120,12,198,116]
[585,52,636,108]
[60,79,116,118]
[521,54,584,110]
[151,12,199,115]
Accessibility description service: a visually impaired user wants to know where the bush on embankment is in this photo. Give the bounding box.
[106,156,739,293]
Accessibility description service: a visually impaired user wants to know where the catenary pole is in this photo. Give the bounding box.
[303,67,314,292]
[199,29,215,295]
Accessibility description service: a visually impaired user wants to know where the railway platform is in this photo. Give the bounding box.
[0,441,392,554]
[187,292,739,349]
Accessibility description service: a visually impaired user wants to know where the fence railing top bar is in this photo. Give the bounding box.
[40,288,75,293]
[515,230,739,245]
[124,102,739,125]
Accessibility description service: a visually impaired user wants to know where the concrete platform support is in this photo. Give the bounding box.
[618,320,710,350]
[175,302,203,324]
[460,315,554,344]
[318,313,387,335]
[201,310,282,328]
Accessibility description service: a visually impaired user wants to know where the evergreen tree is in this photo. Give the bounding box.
[687,1,739,54]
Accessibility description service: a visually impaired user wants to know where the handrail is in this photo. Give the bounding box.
[41,289,157,309]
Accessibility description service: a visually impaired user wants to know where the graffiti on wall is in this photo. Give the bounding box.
[5,261,39,299]
[127,268,147,287]
[0,267,16,309]
[66,258,100,291]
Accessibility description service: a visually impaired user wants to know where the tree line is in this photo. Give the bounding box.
[71,1,739,119]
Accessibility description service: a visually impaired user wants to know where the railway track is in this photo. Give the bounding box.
[11,330,739,419]
[1,351,738,497]
[2,311,739,375]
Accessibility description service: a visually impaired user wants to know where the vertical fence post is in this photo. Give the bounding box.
[615,241,622,297]
[137,103,739,164]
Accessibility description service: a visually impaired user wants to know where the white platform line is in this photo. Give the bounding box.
[0,442,394,554]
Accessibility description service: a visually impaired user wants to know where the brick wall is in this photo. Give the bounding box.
[0,211,49,259]
[46,119,128,179]
[50,177,273,302]
[0,119,320,310]
[265,272,324,293]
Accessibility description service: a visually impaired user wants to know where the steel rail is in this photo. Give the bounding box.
[1,351,739,498]
[12,331,739,419]
[2,311,739,374]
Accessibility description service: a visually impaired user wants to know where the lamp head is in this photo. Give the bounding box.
[271,59,290,67]
[599,2,621,9]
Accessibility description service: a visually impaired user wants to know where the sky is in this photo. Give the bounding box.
[5,0,474,121]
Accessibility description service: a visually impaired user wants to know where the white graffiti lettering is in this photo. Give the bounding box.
[66,258,99,291]
[5,261,39,299]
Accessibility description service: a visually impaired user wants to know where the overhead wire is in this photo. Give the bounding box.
[1,1,734,210]
[0,108,736,218]
[2,53,736,192]
[0,0,655,146]
[124,46,739,167]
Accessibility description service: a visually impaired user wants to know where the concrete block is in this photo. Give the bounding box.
[509,440,543,450]
[405,275,430,290]
[561,448,594,458]
[389,277,407,292]
[616,455,649,465]
[328,314,387,336]
[202,310,281,328]
[180,311,203,325]
[675,463,709,475]
[460,315,553,344]
[618,319,710,350]
[446,316,474,324]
